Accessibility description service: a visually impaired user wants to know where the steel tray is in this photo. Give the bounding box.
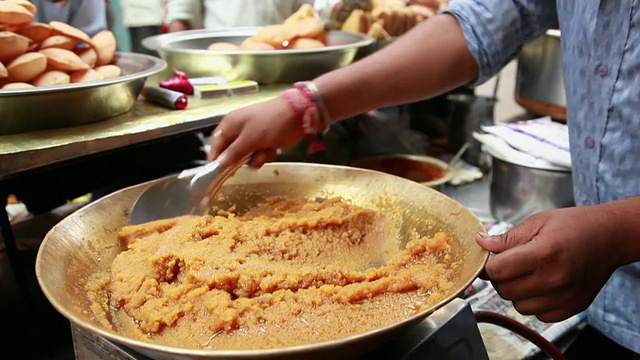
[0,52,167,136]
[154,28,374,84]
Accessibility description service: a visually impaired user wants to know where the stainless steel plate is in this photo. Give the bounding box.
[0,52,167,135]
[155,28,374,83]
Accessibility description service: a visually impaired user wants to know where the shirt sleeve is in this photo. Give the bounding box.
[71,0,107,37]
[442,0,558,85]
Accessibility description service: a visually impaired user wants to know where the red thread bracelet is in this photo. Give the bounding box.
[294,81,331,134]
[281,82,331,135]
[281,89,308,118]
[281,83,329,154]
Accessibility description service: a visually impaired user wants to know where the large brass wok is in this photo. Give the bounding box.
[36,163,488,360]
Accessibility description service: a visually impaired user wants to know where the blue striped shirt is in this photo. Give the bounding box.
[446,0,640,352]
[30,0,107,37]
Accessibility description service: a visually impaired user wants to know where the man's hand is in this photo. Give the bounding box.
[209,97,305,169]
[168,20,191,33]
[476,206,625,322]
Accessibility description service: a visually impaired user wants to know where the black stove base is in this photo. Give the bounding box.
[71,299,489,360]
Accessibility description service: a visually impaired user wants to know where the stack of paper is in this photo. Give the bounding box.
[473,117,571,171]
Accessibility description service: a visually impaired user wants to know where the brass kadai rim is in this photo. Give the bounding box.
[36,163,488,359]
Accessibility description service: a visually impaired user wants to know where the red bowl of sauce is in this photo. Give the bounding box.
[351,154,453,188]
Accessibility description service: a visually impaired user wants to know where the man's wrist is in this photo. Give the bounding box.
[597,196,640,265]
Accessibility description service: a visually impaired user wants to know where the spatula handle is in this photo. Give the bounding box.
[189,153,253,207]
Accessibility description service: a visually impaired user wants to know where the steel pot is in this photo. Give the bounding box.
[490,156,574,224]
[515,30,567,120]
[447,94,496,169]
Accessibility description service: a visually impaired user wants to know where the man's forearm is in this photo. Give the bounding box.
[314,13,478,122]
[598,196,640,265]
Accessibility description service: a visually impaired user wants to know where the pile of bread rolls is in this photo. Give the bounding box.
[208,4,329,51]
[0,0,120,90]
[339,0,449,39]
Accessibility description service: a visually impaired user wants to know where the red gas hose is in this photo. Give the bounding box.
[474,311,567,360]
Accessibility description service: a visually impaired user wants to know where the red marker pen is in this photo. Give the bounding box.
[141,86,188,110]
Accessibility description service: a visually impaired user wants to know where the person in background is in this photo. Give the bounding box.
[165,0,314,32]
[207,0,640,358]
[119,0,165,55]
[29,0,107,37]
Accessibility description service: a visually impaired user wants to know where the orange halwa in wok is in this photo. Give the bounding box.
[85,197,460,350]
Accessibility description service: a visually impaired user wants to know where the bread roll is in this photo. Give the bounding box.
[0,1,34,25]
[6,52,47,82]
[2,82,34,89]
[49,20,92,46]
[0,31,29,63]
[0,61,7,79]
[14,22,53,43]
[69,68,104,83]
[31,70,70,86]
[240,37,275,51]
[40,48,90,71]
[76,47,97,67]
[94,64,121,79]
[284,4,315,25]
[341,9,367,34]
[40,35,76,51]
[7,0,37,15]
[254,25,296,48]
[367,19,390,40]
[287,17,325,39]
[92,30,116,66]
[288,38,325,49]
[207,42,241,51]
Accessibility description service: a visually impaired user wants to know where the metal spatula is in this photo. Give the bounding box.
[129,154,252,225]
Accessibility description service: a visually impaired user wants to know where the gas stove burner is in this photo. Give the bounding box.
[72,298,488,360]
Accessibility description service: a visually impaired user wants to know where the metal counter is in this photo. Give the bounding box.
[0,83,288,179]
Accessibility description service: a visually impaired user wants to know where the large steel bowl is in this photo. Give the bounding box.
[36,163,487,360]
[0,52,167,135]
[154,28,374,83]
